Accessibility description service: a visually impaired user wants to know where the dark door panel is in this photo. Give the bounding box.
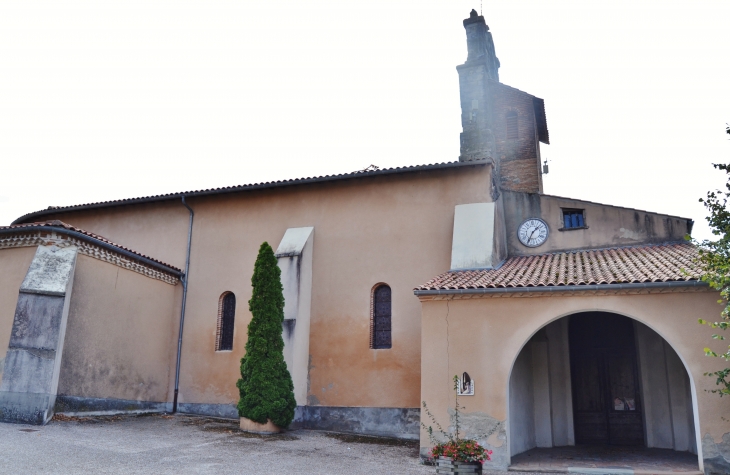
[574,412,609,444]
[569,312,645,446]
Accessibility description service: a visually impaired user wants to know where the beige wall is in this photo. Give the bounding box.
[46,165,492,410]
[503,191,691,255]
[0,247,36,376]
[43,201,191,270]
[58,254,181,403]
[419,290,729,470]
[176,167,491,409]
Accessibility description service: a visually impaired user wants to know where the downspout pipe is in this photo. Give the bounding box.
[173,196,194,413]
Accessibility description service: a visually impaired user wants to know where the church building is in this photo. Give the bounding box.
[0,10,728,474]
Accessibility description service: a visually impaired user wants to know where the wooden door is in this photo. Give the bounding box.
[569,313,644,446]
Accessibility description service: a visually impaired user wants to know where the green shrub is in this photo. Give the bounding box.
[236,242,296,427]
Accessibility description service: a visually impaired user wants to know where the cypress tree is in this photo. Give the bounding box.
[236,242,296,427]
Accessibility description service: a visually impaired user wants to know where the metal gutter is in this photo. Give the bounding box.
[0,226,183,277]
[12,160,488,225]
[172,196,194,414]
[413,280,709,296]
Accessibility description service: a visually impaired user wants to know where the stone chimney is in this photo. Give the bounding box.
[463,10,500,81]
[457,10,500,163]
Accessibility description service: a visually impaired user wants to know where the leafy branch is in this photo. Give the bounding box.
[694,125,730,396]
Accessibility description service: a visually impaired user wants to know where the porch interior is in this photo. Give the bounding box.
[509,445,701,474]
[508,313,700,474]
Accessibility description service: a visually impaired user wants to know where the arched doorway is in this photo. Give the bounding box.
[508,312,698,469]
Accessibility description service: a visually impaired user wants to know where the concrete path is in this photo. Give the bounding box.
[0,413,545,475]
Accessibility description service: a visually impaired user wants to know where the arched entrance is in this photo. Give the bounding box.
[508,312,699,471]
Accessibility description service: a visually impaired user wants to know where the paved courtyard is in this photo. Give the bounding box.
[510,445,702,474]
[0,413,540,475]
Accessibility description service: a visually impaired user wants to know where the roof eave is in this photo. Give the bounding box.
[414,280,708,296]
[0,225,183,277]
[532,97,549,145]
[12,160,489,225]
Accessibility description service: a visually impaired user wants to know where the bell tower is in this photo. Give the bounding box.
[457,10,550,194]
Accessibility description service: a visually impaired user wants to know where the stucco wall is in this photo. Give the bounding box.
[0,247,36,379]
[635,321,697,453]
[42,200,191,270]
[502,191,691,256]
[544,318,574,447]
[508,343,535,455]
[173,166,492,411]
[57,254,181,404]
[419,290,727,471]
[42,165,491,411]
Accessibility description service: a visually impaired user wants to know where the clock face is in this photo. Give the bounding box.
[518,218,549,248]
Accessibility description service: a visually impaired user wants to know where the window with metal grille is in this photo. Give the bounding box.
[562,209,586,229]
[371,284,392,349]
[216,292,236,351]
[505,111,518,140]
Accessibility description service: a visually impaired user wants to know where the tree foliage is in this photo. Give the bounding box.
[236,242,296,426]
[696,125,730,396]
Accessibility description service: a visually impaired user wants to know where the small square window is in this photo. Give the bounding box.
[562,209,585,229]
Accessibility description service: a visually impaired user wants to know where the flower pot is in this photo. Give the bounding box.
[435,456,482,474]
[239,417,281,434]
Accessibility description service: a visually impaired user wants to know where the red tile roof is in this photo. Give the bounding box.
[416,243,702,291]
[0,220,182,274]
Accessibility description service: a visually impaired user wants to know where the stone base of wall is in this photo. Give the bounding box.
[0,391,57,425]
[55,395,170,416]
[180,404,420,440]
[702,433,730,475]
[294,406,420,440]
[54,398,420,440]
[177,402,238,419]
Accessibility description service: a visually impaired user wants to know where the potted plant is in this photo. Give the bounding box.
[236,242,297,434]
[422,376,496,474]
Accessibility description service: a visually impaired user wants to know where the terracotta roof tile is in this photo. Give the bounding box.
[416,243,701,291]
[0,220,182,273]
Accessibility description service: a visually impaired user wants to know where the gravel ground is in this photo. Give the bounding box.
[0,413,553,475]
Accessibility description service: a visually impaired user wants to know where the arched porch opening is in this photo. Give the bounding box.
[507,311,699,471]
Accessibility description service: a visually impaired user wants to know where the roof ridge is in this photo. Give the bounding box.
[12,160,489,225]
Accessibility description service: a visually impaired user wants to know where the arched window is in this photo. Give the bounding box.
[371,284,392,349]
[216,292,236,351]
[506,111,518,140]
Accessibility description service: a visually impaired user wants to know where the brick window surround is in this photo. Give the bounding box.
[370,283,392,349]
[216,292,236,351]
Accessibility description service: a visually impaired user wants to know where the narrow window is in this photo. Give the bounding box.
[216,292,236,351]
[371,284,392,349]
[562,209,586,229]
[506,111,518,140]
